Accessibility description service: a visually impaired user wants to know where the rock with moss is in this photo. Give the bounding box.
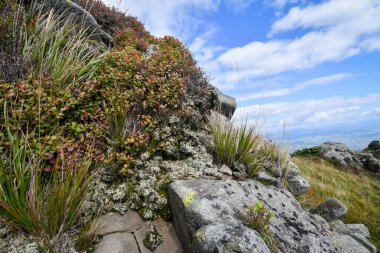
[168,179,375,253]
[143,224,163,251]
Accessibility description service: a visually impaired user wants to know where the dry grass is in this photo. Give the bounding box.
[294,156,380,248]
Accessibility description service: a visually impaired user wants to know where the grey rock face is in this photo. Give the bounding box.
[38,0,113,46]
[329,220,351,235]
[213,88,237,119]
[168,179,373,253]
[320,142,359,168]
[360,153,380,173]
[94,211,143,236]
[287,175,310,197]
[310,197,348,222]
[346,224,371,238]
[193,224,270,253]
[254,171,280,186]
[368,140,380,151]
[94,232,139,253]
[350,233,377,253]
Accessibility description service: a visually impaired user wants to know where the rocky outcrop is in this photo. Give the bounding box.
[310,197,348,222]
[168,179,374,253]
[213,87,237,119]
[34,0,113,46]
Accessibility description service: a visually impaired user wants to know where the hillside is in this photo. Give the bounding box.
[0,0,379,253]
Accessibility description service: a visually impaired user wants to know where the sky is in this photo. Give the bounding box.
[102,0,380,150]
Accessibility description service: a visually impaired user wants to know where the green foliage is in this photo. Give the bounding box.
[0,130,97,251]
[244,202,277,252]
[295,156,380,248]
[209,117,288,176]
[292,146,321,157]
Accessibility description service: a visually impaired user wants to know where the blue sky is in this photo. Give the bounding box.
[102,0,380,150]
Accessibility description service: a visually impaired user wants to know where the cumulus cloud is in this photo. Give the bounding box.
[237,73,351,101]
[211,0,380,90]
[233,93,380,127]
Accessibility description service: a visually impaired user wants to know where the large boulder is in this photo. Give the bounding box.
[360,153,380,173]
[213,88,237,119]
[320,142,359,168]
[368,140,380,151]
[310,197,348,222]
[168,179,374,253]
[35,0,113,46]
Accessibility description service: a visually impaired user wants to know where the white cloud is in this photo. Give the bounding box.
[210,0,380,90]
[238,73,350,101]
[233,93,380,127]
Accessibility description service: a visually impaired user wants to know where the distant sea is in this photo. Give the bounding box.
[266,119,380,152]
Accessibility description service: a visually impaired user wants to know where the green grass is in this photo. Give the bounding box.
[22,5,105,86]
[294,156,380,248]
[0,130,97,251]
[209,116,287,176]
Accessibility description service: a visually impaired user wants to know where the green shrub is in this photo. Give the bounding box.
[292,146,321,157]
[0,130,97,251]
[244,202,277,252]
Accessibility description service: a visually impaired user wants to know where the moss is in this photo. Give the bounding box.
[143,224,163,251]
[182,191,195,208]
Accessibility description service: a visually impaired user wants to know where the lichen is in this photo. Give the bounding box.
[183,191,195,208]
[143,224,163,251]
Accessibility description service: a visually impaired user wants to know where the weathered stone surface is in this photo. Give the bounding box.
[193,223,270,253]
[346,224,371,238]
[329,220,351,235]
[94,211,143,236]
[360,153,380,173]
[168,179,373,253]
[213,88,237,119]
[219,164,233,176]
[135,218,184,253]
[254,170,280,186]
[285,161,301,179]
[350,233,377,253]
[287,175,310,197]
[37,0,113,46]
[310,197,348,222]
[320,142,359,168]
[368,140,380,151]
[94,232,139,253]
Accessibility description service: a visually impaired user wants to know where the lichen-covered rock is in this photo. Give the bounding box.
[168,179,374,253]
[360,153,380,173]
[329,220,351,235]
[310,197,348,222]
[213,87,237,119]
[368,140,380,151]
[287,175,310,197]
[346,224,371,238]
[320,142,360,168]
[193,224,270,253]
[350,233,377,253]
[143,224,163,251]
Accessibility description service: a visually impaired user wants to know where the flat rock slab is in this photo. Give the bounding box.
[94,232,139,253]
[95,210,143,236]
[168,179,374,253]
[135,218,184,253]
[94,211,184,253]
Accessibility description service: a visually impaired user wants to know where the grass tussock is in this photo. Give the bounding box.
[0,130,97,251]
[209,116,288,176]
[294,156,380,248]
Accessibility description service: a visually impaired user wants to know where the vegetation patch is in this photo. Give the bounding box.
[294,156,380,248]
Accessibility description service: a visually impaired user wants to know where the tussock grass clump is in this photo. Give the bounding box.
[294,156,380,248]
[209,116,288,176]
[0,130,97,251]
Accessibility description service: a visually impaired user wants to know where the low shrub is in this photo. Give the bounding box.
[244,202,277,252]
[292,146,321,157]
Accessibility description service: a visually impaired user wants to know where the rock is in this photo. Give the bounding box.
[94,232,139,253]
[350,233,377,253]
[287,175,310,197]
[310,197,348,222]
[213,87,237,119]
[94,211,143,236]
[168,179,373,253]
[329,220,351,235]
[142,224,163,251]
[368,140,380,151]
[254,171,280,186]
[320,142,359,168]
[37,0,113,46]
[232,164,248,180]
[284,161,301,180]
[25,242,39,253]
[346,224,370,238]
[135,218,184,253]
[193,224,270,253]
[360,153,380,173]
[219,164,232,176]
